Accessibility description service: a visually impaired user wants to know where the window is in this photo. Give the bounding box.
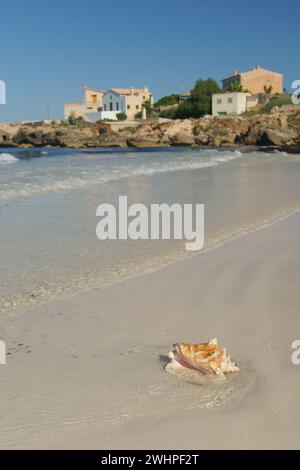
[110,102,113,111]
[92,95,97,104]
[136,105,139,110]
[228,98,233,104]
[116,102,119,111]
[127,104,131,110]
[104,104,107,111]
[217,99,222,104]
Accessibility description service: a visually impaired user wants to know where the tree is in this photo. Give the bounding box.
[191,78,221,115]
[227,83,249,93]
[264,84,273,100]
[174,78,220,118]
[154,94,179,108]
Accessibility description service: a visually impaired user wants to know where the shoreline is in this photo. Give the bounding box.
[0,142,298,154]
[0,211,299,449]
[3,202,299,319]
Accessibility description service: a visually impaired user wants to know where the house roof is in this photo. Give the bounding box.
[83,87,106,94]
[222,66,283,82]
[106,88,150,96]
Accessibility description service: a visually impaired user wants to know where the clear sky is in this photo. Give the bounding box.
[0,0,299,122]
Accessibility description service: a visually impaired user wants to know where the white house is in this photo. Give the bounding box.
[99,87,153,121]
[212,92,258,116]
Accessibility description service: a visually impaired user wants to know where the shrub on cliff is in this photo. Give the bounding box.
[259,94,292,113]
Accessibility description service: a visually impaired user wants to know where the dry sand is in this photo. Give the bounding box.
[0,213,300,450]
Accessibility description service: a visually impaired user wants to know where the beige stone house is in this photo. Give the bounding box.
[99,87,153,121]
[64,86,105,122]
[222,66,283,95]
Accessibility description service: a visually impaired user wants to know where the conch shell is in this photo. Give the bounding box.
[166,338,240,377]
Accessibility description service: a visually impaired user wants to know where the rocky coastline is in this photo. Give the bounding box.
[1,105,300,153]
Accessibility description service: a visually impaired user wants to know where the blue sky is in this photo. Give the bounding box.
[0,0,299,122]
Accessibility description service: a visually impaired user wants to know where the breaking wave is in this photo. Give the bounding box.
[0,153,18,164]
[0,150,242,204]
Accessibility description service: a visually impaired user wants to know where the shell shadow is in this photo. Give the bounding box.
[158,354,169,368]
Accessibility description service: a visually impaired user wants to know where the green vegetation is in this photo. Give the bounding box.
[67,115,85,125]
[116,112,127,121]
[65,116,93,127]
[241,110,259,118]
[160,78,221,119]
[259,93,292,113]
[159,107,178,119]
[135,100,159,119]
[225,83,249,93]
[264,84,273,98]
[154,94,179,107]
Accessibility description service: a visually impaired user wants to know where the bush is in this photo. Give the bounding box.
[259,94,292,113]
[158,107,179,119]
[67,115,86,126]
[116,112,127,121]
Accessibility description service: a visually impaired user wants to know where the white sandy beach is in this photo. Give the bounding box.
[0,212,299,450]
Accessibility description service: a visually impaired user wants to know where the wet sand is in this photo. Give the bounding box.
[0,212,300,449]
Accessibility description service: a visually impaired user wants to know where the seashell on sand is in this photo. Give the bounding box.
[165,338,240,381]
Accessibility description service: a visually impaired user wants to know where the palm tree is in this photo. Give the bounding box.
[264,84,273,102]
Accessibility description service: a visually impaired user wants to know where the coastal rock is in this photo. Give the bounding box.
[98,133,128,147]
[54,128,94,148]
[259,128,299,146]
[12,126,100,148]
[4,104,300,151]
[166,338,240,378]
[0,128,15,147]
[126,135,168,148]
[13,128,44,146]
[160,119,194,140]
[194,132,212,145]
[170,132,195,146]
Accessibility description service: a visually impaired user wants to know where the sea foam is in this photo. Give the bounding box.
[0,153,18,164]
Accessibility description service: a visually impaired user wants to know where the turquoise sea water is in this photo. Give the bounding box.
[0,146,300,314]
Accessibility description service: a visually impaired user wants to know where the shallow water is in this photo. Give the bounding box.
[0,146,300,314]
